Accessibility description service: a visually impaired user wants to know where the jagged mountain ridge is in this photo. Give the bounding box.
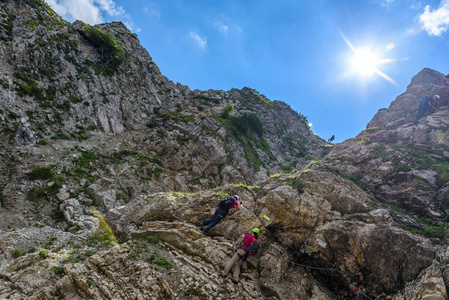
[1,0,449,299]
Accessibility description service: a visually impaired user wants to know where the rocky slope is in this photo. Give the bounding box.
[1,0,449,299]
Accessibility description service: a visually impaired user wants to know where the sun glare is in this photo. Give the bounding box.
[339,31,398,85]
[351,48,379,77]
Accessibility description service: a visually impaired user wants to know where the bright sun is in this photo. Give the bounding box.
[351,48,379,77]
[339,31,397,85]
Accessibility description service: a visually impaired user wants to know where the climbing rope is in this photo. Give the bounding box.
[358,290,374,300]
[288,260,344,274]
[290,261,375,299]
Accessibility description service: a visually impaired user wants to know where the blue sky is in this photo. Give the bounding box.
[47,0,449,143]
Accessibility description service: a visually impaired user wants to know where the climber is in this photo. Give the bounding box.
[431,94,441,111]
[327,135,335,143]
[416,94,439,119]
[202,195,242,233]
[220,228,261,284]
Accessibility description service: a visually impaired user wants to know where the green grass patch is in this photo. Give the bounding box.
[287,177,305,194]
[220,104,234,118]
[78,23,126,75]
[155,257,172,269]
[399,222,448,241]
[11,249,22,258]
[212,192,229,197]
[279,163,296,173]
[355,136,370,145]
[227,183,260,191]
[381,203,406,214]
[39,249,47,259]
[14,72,46,100]
[78,150,96,166]
[213,114,271,171]
[28,166,53,180]
[342,172,365,190]
[145,235,163,244]
[52,266,64,275]
[153,167,163,178]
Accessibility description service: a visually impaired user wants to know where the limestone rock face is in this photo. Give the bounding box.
[321,69,449,219]
[0,0,327,197]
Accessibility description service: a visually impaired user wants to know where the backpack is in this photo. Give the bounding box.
[219,196,235,213]
[242,237,261,257]
[419,95,430,108]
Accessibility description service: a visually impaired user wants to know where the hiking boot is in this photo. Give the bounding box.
[230,278,238,284]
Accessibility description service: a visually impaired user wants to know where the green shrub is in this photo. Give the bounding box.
[147,254,156,262]
[0,7,15,38]
[399,222,448,242]
[27,186,47,201]
[46,86,56,100]
[54,111,63,124]
[14,72,45,100]
[29,166,53,180]
[79,23,126,74]
[381,203,406,213]
[39,249,47,259]
[288,177,305,194]
[424,222,448,239]
[213,113,271,171]
[280,163,295,173]
[220,104,234,119]
[55,100,70,111]
[153,167,162,178]
[11,249,22,258]
[145,235,163,244]
[86,277,93,287]
[397,163,411,172]
[69,96,82,103]
[52,266,64,275]
[8,111,19,119]
[231,113,264,136]
[26,110,35,120]
[155,257,172,269]
[343,172,365,190]
[78,150,95,166]
[39,139,48,145]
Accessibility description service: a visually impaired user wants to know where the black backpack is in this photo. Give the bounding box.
[219,196,235,212]
[243,237,260,257]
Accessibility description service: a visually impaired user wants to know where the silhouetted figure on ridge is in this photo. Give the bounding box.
[327,135,335,143]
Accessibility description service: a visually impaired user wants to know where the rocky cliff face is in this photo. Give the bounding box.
[1,1,449,299]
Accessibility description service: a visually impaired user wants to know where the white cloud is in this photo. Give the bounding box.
[95,0,124,17]
[190,31,207,48]
[213,20,228,34]
[419,2,449,36]
[47,0,104,24]
[219,25,229,33]
[380,0,395,8]
[143,3,161,19]
[47,0,140,33]
[212,19,243,35]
